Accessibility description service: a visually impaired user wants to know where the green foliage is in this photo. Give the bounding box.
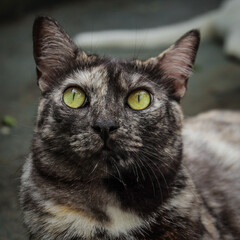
[2,115,17,127]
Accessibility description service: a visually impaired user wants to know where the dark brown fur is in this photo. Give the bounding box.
[20,17,240,240]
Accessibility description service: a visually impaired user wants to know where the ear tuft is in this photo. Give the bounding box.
[33,16,80,92]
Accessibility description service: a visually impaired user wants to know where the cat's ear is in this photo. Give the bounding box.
[33,16,86,92]
[144,30,200,100]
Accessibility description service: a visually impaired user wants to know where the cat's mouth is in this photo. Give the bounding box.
[101,140,114,153]
[96,141,115,157]
[102,145,111,151]
[101,136,114,152]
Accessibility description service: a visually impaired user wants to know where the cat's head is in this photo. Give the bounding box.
[33,17,199,185]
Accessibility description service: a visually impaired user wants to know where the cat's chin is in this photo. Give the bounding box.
[91,145,117,162]
[98,147,112,157]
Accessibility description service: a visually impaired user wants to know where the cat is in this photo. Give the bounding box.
[74,0,240,60]
[20,16,240,240]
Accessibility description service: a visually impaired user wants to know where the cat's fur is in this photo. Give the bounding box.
[20,17,240,240]
[74,0,240,60]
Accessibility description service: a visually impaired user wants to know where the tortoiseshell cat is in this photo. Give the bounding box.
[20,17,240,240]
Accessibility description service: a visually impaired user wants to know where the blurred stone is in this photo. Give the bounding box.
[0,126,10,135]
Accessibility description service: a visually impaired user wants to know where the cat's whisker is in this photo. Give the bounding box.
[102,163,126,188]
[142,157,164,201]
[88,161,99,176]
[132,163,140,182]
[140,150,169,198]
[112,159,127,188]
[140,146,178,172]
[130,151,156,196]
[131,151,146,181]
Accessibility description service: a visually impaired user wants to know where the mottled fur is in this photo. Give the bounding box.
[20,17,240,240]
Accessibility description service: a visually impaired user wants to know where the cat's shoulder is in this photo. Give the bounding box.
[182,109,240,167]
[182,110,240,233]
[182,109,240,190]
[183,110,240,150]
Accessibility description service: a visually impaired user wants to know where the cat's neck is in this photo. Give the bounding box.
[30,153,206,239]
[32,138,190,212]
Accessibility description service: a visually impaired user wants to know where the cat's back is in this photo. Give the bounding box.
[183,110,240,237]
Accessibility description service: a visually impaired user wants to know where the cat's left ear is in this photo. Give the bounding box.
[144,30,200,100]
[33,16,87,92]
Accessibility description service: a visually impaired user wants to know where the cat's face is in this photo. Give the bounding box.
[33,17,199,183]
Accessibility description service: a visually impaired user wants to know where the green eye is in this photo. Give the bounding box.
[127,89,151,110]
[63,87,86,108]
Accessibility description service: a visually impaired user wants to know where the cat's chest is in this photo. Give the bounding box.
[43,200,148,239]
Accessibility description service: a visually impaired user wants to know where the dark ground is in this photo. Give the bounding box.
[0,0,240,239]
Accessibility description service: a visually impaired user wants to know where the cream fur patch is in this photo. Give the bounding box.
[44,201,148,238]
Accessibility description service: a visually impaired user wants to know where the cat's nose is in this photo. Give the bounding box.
[92,119,119,140]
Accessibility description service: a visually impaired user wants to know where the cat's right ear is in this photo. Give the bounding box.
[33,16,87,92]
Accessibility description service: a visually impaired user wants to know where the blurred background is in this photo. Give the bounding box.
[0,0,239,239]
